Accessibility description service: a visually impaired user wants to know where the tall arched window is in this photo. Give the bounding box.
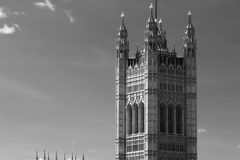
[176,105,182,134]
[168,104,174,134]
[138,102,144,133]
[126,104,132,135]
[132,103,138,134]
[159,103,166,133]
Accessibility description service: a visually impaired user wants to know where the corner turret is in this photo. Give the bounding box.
[116,12,129,60]
[146,4,158,34]
[183,10,197,63]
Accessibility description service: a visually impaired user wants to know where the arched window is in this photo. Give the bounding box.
[159,103,166,133]
[138,102,144,133]
[132,103,138,134]
[168,104,174,134]
[176,105,182,134]
[126,104,132,135]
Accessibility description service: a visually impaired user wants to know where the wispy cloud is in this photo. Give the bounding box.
[198,128,207,133]
[0,7,7,19]
[0,7,26,19]
[34,0,56,12]
[0,24,20,34]
[64,10,75,23]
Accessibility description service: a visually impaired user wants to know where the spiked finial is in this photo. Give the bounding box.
[148,3,155,23]
[64,153,66,160]
[188,10,192,25]
[150,3,153,15]
[150,3,153,9]
[121,12,125,25]
[48,152,50,160]
[121,12,124,18]
[44,150,46,160]
[82,154,84,160]
[72,152,74,160]
[36,151,38,160]
[186,10,194,30]
[75,154,77,160]
[55,151,58,160]
[119,12,127,31]
[155,0,158,19]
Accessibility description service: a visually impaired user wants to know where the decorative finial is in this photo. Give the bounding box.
[82,153,84,160]
[55,151,58,160]
[188,10,191,16]
[36,151,38,160]
[155,0,158,19]
[150,3,153,9]
[121,12,125,18]
[48,152,50,160]
[159,18,162,24]
[44,150,46,160]
[137,44,139,52]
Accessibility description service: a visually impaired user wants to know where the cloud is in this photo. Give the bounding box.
[0,7,7,19]
[198,128,207,133]
[0,24,20,34]
[0,7,26,18]
[13,24,21,31]
[64,10,75,23]
[34,0,56,12]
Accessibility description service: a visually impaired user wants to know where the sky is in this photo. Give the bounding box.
[0,0,240,160]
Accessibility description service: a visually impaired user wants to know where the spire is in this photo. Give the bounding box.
[44,150,46,160]
[75,154,77,160]
[64,153,66,160]
[148,3,154,23]
[187,10,194,29]
[36,151,38,160]
[55,151,58,160]
[155,0,158,20]
[72,152,74,160]
[48,152,50,160]
[82,154,84,160]
[119,12,126,31]
[137,44,139,52]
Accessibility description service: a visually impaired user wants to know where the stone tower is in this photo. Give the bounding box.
[115,1,197,160]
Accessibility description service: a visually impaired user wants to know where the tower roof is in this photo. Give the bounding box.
[148,3,155,23]
[119,12,127,31]
[186,10,194,29]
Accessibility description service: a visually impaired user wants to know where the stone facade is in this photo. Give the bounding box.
[115,2,197,160]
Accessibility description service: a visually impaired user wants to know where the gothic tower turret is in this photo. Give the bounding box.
[184,10,197,160]
[115,12,129,160]
[115,2,198,160]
